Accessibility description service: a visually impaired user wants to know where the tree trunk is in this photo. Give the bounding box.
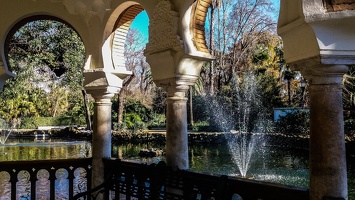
[209,4,215,96]
[117,75,135,125]
[287,80,291,106]
[117,91,125,126]
[82,89,92,130]
[189,86,194,126]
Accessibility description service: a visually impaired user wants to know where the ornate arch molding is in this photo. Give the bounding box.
[323,0,355,12]
[278,0,355,68]
[111,5,144,69]
[191,0,211,53]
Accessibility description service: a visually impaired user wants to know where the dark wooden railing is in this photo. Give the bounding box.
[0,158,92,200]
[74,158,309,200]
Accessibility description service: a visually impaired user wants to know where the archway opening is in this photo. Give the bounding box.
[107,5,163,132]
[2,17,86,128]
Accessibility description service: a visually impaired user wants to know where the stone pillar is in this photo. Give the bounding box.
[159,79,191,169]
[90,92,114,188]
[83,69,126,198]
[302,64,348,200]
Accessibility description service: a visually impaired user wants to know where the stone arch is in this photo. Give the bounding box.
[102,2,145,72]
[111,5,144,69]
[3,15,86,72]
[190,0,212,53]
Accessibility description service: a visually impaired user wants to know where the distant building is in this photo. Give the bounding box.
[273,107,309,121]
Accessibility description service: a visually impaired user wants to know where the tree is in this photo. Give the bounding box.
[205,0,276,92]
[115,28,149,126]
[1,19,85,125]
[208,0,222,95]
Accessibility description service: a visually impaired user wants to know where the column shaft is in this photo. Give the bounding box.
[306,65,348,200]
[166,96,189,169]
[92,99,112,188]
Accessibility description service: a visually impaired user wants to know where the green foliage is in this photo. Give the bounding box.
[34,117,84,126]
[0,118,7,128]
[18,118,37,129]
[345,118,355,135]
[191,96,213,124]
[0,19,86,124]
[124,113,144,130]
[147,113,166,129]
[256,72,284,110]
[274,110,310,135]
[188,121,209,131]
[17,117,86,129]
[252,44,270,65]
[124,99,152,123]
[343,65,355,110]
[190,70,283,132]
[152,88,166,114]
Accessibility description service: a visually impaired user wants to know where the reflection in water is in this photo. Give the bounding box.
[0,139,92,199]
[111,142,310,187]
[16,170,31,199]
[55,168,69,199]
[37,169,50,199]
[74,168,88,197]
[0,171,11,199]
[0,138,91,161]
[0,139,354,198]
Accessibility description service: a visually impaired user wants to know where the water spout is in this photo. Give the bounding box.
[228,131,256,178]
[0,129,12,145]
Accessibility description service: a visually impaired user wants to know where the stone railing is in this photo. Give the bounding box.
[74,158,309,200]
[0,158,92,199]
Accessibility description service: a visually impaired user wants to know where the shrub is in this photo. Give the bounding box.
[274,110,310,135]
[189,121,209,131]
[147,113,166,129]
[125,99,152,123]
[124,113,145,130]
[345,118,355,135]
[19,118,37,129]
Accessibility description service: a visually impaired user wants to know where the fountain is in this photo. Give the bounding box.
[0,129,12,145]
[227,131,257,178]
[208,72,269,178]
[0,119,14,145]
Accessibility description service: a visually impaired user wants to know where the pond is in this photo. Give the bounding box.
[0,138,91,161]
[112,141,355,198]
[0,138,354,198]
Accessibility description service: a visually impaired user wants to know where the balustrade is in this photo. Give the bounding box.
[0,158,92,199]
[74,158,309,200]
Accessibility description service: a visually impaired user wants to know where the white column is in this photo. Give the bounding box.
[84,70,124,200]
[158,79,191,170]
[166,88,189,169]
[302,64,348,200]
[90,93,114,188]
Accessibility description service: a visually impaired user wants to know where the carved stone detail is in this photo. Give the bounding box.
[145,0,183,55]
[324,0,355,12]
[32,0,111,24]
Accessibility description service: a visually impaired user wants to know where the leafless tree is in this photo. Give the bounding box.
[205,0,276,90]
[117,28,148,125]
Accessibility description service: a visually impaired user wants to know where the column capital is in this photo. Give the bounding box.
[155,75,197,98]
[84,69,124,101]
[86,88,117,103]
[299,64,348,85]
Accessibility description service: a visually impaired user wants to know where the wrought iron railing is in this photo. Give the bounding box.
[0,158,92,199]
[74,158,309,200]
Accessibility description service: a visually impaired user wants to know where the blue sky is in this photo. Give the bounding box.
[131,11,149,39]
[131,0,280,41]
